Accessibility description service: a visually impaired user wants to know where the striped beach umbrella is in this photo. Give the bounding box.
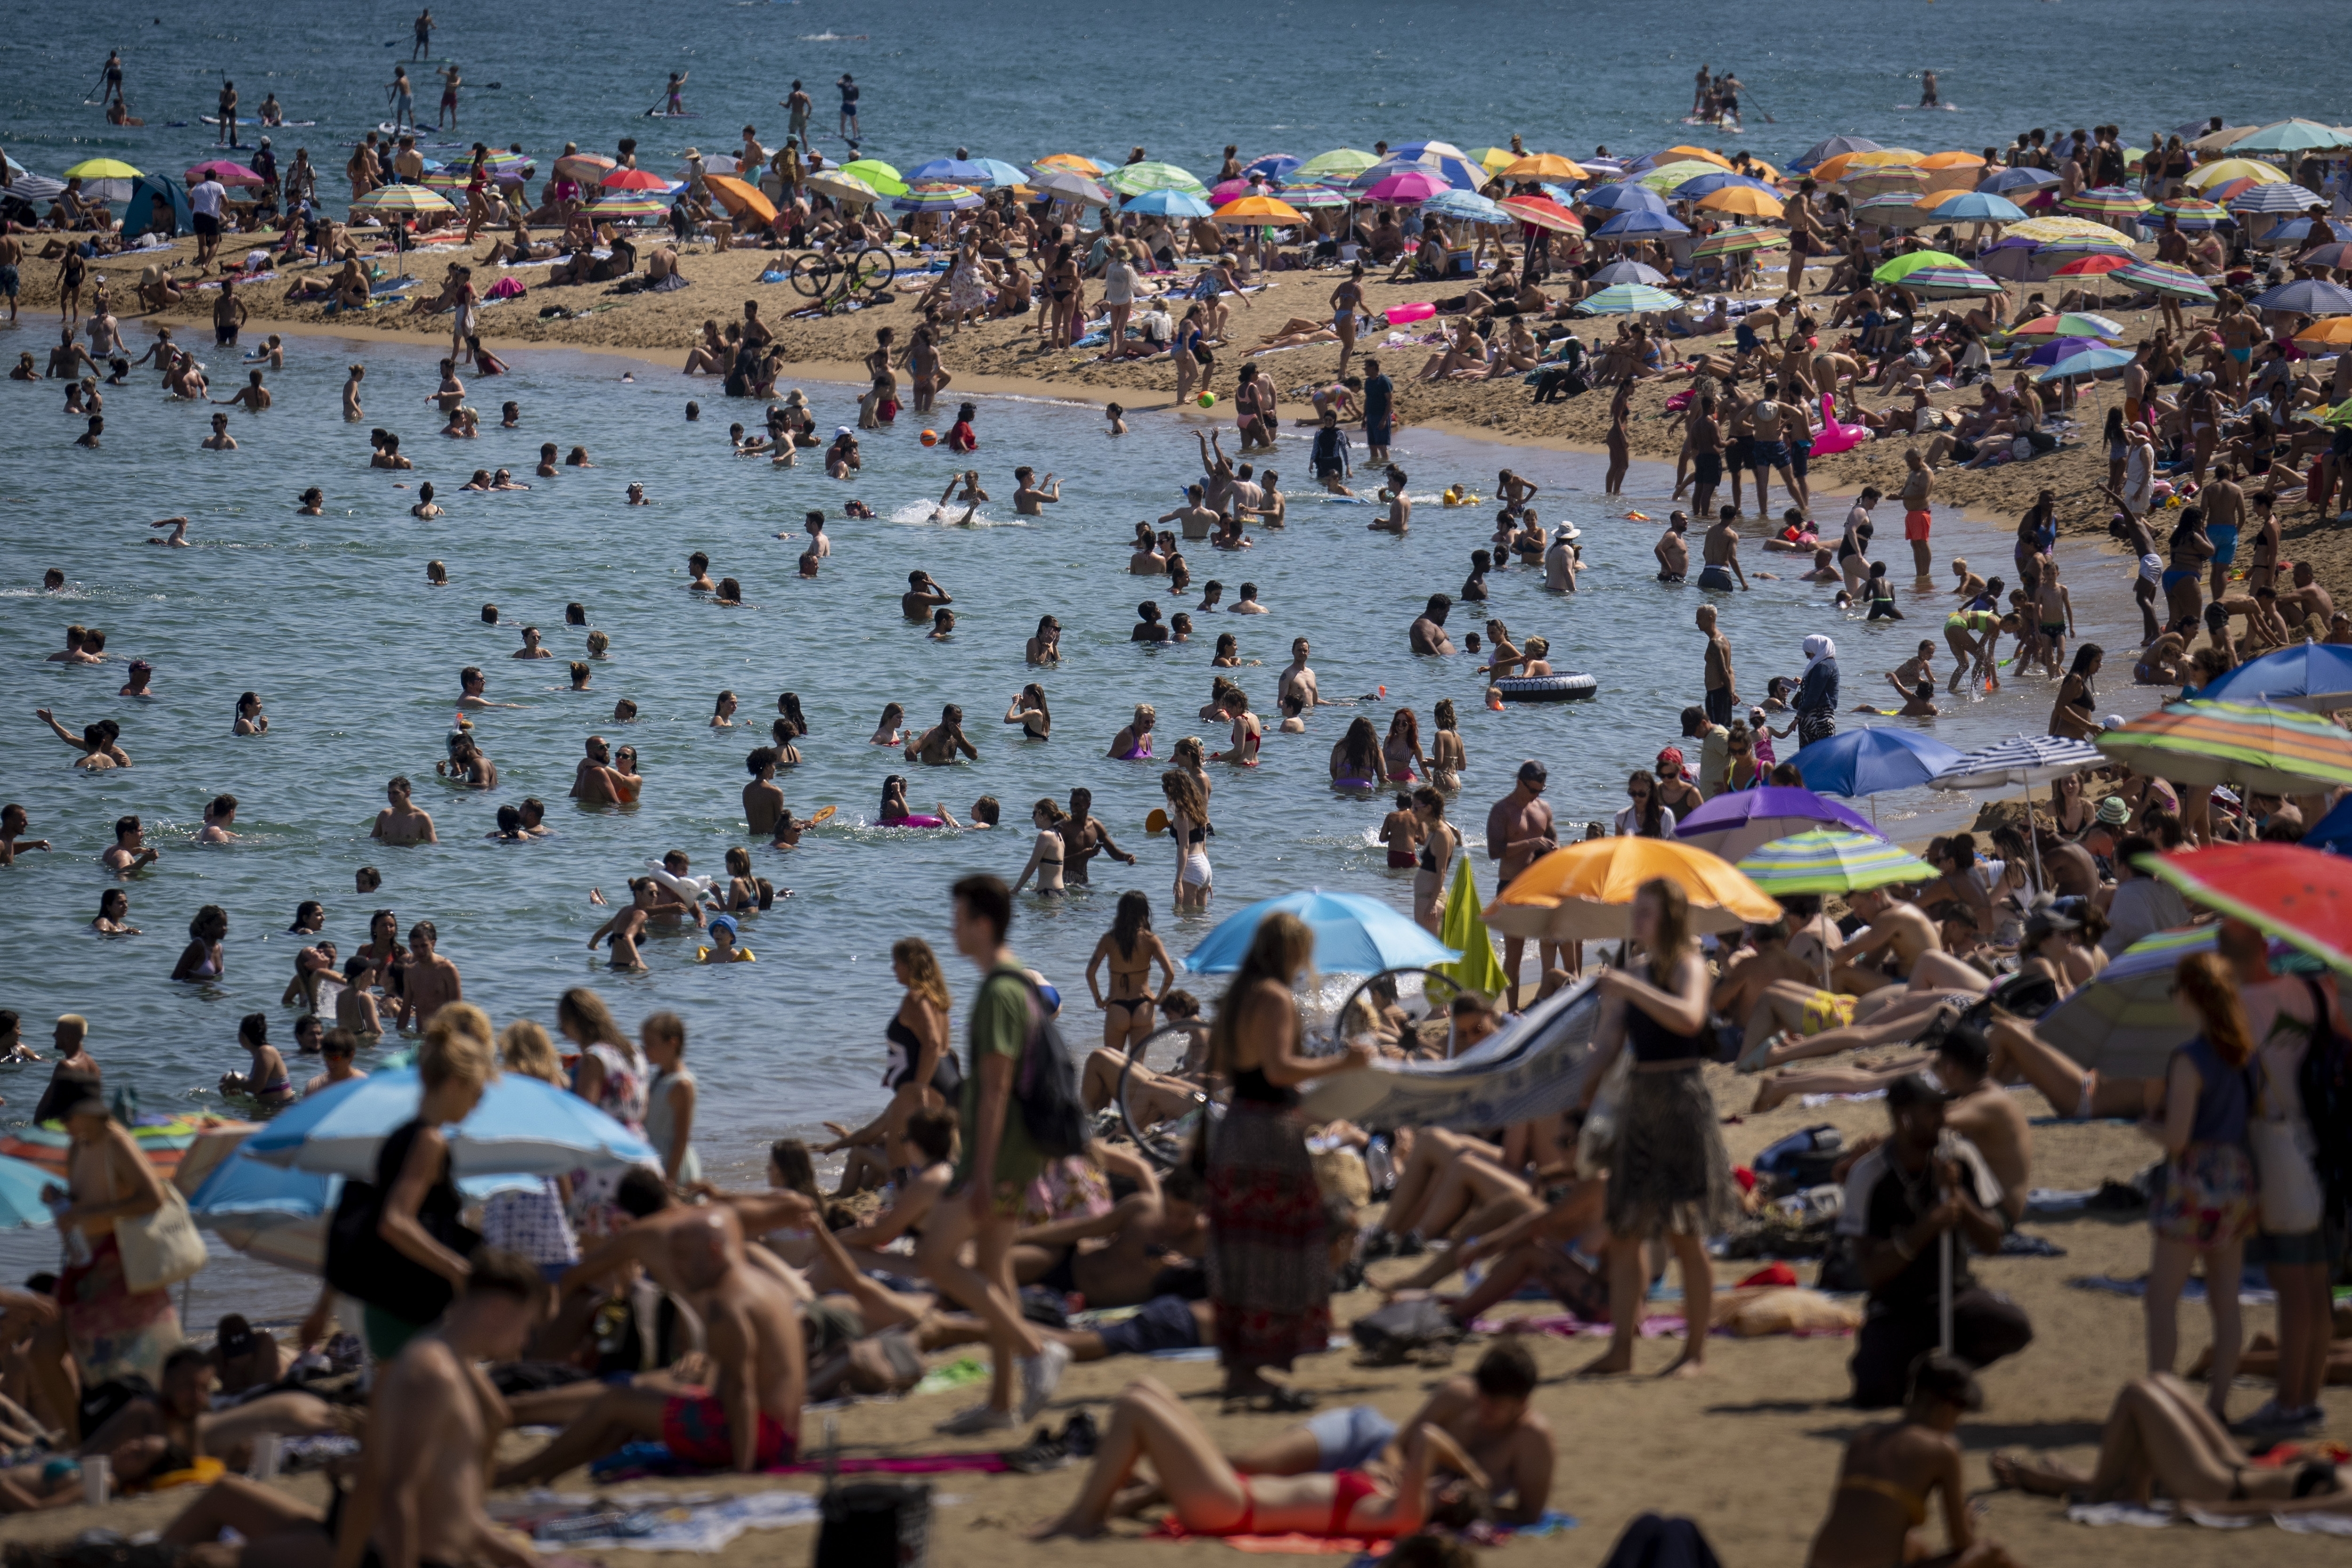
[351,183,454,216]
[2141,843,2352,976]
[589,191,669,219]
[1671,172,1776,201]
[2185,158,2287,192]
[1580,181,1670,215]
[2097,700,2352,793]
[2232,182,2326,216]
[2010,312,2124,337]
[1855,193,1938,226]
[1466,146,1518,175]
[1697,185,1785,218]
[2196,644,2352,713]
[891,183,982,214]
[1500,195,1582,233]
[1107,160,1207,197]
[2062,185,2153,216]
[2111,260,2217,301]
[2004,213,2130,244]
[2149,198,2226,229]
[1276,182,1352,209]
[1365,169,1451,205]
[1033,153,1102,175]
[1845,167,1931,199]
[805,169,881,204]
[1675,787,1877,863]
[1691,225,1780,258]
[2230,118,2352,155]
[1888,263,2003,297]
[2032,232,2136,258]
[1420,190,1508,225]
[1295,148,1379,181]
[1735,828,1935,897]
[553,152,614,181]
[1931,733,2106,890]
[1575,282,1682,315]
[1634,159,1728,194]
[2038,925,2287,1077]
[1872,249,1964,284]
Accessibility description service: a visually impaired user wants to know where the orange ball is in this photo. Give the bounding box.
[919,430,939,446]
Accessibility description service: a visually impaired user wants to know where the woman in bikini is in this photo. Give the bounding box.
[1329,716,1387,792]
[1409,788,1461,935]
[1162,769,1214,913]
[1003,684,1051,741]
[1807,1354,2015,1568]
[819,937,961,1189]
[219,1012,294,1105]
[1011,799,1070,896]
[1328,264,1366,376]
[1428,699,1467,791]
[1212,689,1263,766]
[173,904,229,983]
[1032,1374,1487,1540]
[1379,791,1422,870]
[1108,703,1157,761]
[1382,708,1428,784]
[1085,891,1178,1053]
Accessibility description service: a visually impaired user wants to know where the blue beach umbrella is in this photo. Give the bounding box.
[1181,890,1459,977]
[2251,279,2352,315]
[1789,135,1880,173]
[1790,727,1965,797]
[2024,334,2119,366]
[1422,190,1509,224]
[2198,642,2352,713]
[1978,166,2060,195]
[242,1067,657,1178]
[967,158,1029,190]
[1590,208,1689,238]
[1925,191,2028,223]
[1579,182,1670,216]
[2230,183,2322,215]
[188,1151,536,1275]
[1121,188,1212,218]
[1669,172,1777,202]
[904,157,991,186]
[1244,153,1302,182]
[2037,344,2137,381]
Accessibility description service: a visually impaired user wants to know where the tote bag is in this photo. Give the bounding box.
[118,1182,209,1293]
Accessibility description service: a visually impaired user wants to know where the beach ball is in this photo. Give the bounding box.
[919,430,939,446]
[1197,392,1217,408]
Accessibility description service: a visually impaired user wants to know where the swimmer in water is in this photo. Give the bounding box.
[234,691,269,734]
[411,483,442,519]
[148,516,191,547]
[711,690,738,728]
[902,570,952,621]
[587,879,660,970]
[685,551,716,592]
[201,413,239,450]
[1108,703,1156,761]
[904,704,978,765]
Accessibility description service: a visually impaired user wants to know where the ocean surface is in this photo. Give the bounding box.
[0,0,2267,1318]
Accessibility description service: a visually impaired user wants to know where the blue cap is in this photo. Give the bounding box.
[708,914,739,940]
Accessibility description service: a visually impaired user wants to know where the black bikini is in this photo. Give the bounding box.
[882,1015,963,1098]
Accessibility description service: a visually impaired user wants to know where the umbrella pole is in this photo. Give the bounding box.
[2026,781,2044,897]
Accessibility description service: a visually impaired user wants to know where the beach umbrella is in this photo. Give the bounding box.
[1931,734,2106,889]
[243,1067,656,1179]
[1502,152,1588,183]
[701,175,776,225]
[62,157,142,181]
[2035,343,2136,380]
[2229,183,2323,216]
[1633,159,1728,194]
[1181,889,1456,976]
[1434,856,1509,999]
[1244,153,1302,182]
[0,1114,245,1187]
[1790,727,1965,797]
[1579,182,1670,215]
[892,184,982,214]
[2039,925,2259,1078]
[904,156,990,186]
[351,183,453,218]
[1467,146,1519,175]
[2185,158,2287,192]
[1691,226,1780,258]
[1214,194,1306,225]
[1107,160,1206,197]
[2259,217,2322,248]
[2010,312,2125,338]
[1121,187,1211,218]
[1418,154,1491,192]
[553,152,614,181]
[1673,786,1878,863]
[1919,151,1986,171]
[2006,213,2132,243]
[1033,152,1102,175]
[2307,792,2352,855]
[2063,186,2153,216]
[185,159,265,188]
[2251,279,2352,315]
[2095,699,2352,793]
[1697,186,1785,218]
[1366,169,1451,205]
[1734,829,1935,896]
[1889,263,2003,298]
[0,1155,60,1230]
[188,1152,538,1276]
[2297,317,2352,347]
[600,166,674,192]
[2111,260,2217,302]
[2031,232,2136,259]
[963,159,1029,191]
[2231,118,2352,154]
[1575,282,1682,314]
[1854,193,1939,227]
[2025,335,2125,367]
[1499,195,1582,234]
[1485,838,1780,942]
[1391,139,1469,162]
[2142,843,2352,976]
[1587,259,1669,286]
[1207,178,1257,204]
[2191,124,2259,154]
[836,158,906,196]
[1921,190,2028,223]
[1590,208,1689,239]
[1812,150,1917,184]
[1028,168,1112,205]
[1845,167,1931,200]
[588,191,668,219]
[2148,198,2226,229]
[1670,172,1776,202]
[805,169,880,205]
[1295,148,1379,181]
[1790,135,1881,173]
[1872,249,1964,284]
[1982,247,2056,282]
[2195,645,2352,714]
[1979,167,2060,195]
[2054,254,2137,278]
[1421,190,1508,225]
[1276,182,1352,210]
[1649,145,1735,171]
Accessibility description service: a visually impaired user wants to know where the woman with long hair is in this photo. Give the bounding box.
[1409,788,1461,935]
[2145,952,2257,1420]
[1203,913,1373,1406]
[1574,879,1735,1376]
[1086,890,1178,1051]
[1012,797,1070,896]
[481,1019,580,1286]
[174,904,229,983]
[1429,698,1467,790]
[2050,642,2104,740]
[556,987,647,1241]
[1383,709,1427,784]
[1162,770,1214,912]
[1330,715,1386,790]
[1614,771,1673,839]
[820,937,961,1190]
[1004,683,1051,740]
[1174,735,1214,807]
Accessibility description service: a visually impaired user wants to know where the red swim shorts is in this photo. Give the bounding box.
[1904,509,1933,541]
[661,1390,798,1469]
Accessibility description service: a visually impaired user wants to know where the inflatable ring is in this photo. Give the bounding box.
[645,863,715,906]
[1494,673,1598,703]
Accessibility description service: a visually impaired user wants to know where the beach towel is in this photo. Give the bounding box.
[1152,1510,1575,1554]
[587,1439,1010,1483]
[503,1488,823,1552]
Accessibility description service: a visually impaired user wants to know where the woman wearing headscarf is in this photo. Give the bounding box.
[1796,635,1841,748]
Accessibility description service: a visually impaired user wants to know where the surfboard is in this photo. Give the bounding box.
[205,116,315,127]
[644,111,701,119]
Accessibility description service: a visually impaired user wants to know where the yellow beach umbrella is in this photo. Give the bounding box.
[2295,318,2352,347]
[1035,153,1102,175]
[1661,145,1734,169]
[63,157,143,180]
[1484,838,1782,942]
[1502,152,1589,183]
[2186,158,2288,192]
[1697,186,1785,218]
[1812,147,1925,184]
[1918,151,1986,170]
[1213,195,1304,224]
[2004,213,2131,244]
[1467,147,1520,175]
[350,184,453,215]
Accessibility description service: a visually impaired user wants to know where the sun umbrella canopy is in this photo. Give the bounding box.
[892,184,982,213]
[2054,254,2137,277]
[1391,140,1469,163]
[0,1155,60,1229]
[2297,317,2352,346]
[1790,135,1882,173]
[1931,734,2106,790]
[2007,214,2131,244]
[701,174,776,224]
[2063,186,2153,215]
[1892,263,2004,297]
[1633,159,1730,194]
[186,159,265,187]
[905,157,991,186]
[1579,182,1670,215]
[2196,645,2352,714]
[2096,699,2352,792]
[2037,925,2291,1078]
[1692,226,1780,258]
[2143,843,2352,976]
[1790,727,1965,796]
[63,157,142,180]
[1244,153,1302,182]
[2110,261,2217,301]
[2252,279,2352,315]
[2186,158,2287,192]
[1734,829,1936,897]
[1673,787,1878,862]
[805,169,880,204]
[1034,152,1103,175]
[589,192,669,218]
[1500,195,1582,234]
[2231,183,2324,215]
[1654,145,1734,170]
[2011,312,2125,338]
[2148,198,2226,229]
[1979,167,2060,195]
[2025,335,2125,367]
[1029,169,1112,205]
[1295,148,1379,181]
[2032,233,2137,260]
[1919,151,1986,170]
[1214,194,1306,224]
[1872,249,1964,284]
[1923,191,2028,223]
[1670,172,1777,201]
[601,166,673,191]
[2036,344,2137,380]
[1276,183,1352,210]
[1421,190,1509,224]
[351,184,454,215]
[1855,193,1939,227]
[1486,838,1780,941]
[1107,161,1207,197]
[1587,259,1669,286]
[1845,168,1931,199]
[1590,208,1689,238]
[242,1066,658,1178]
[1181,890,1457,976]
[1575,282,1683,314]
[2231,118,2352,154]
[553,152,614,181]
[1366,169,1451,204]
[1121,187,1211,218]
[1697,186,1785,218]
[1502,153,1588,182]
[188,1153,536,1276]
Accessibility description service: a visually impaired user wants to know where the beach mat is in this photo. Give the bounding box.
[588,1440,1008,1483]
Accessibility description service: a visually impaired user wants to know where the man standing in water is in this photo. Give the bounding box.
[916,876,1067,1434]
[1486,762,1558,1009]
[743,747,785,837]
[1279,637,1329,711]
[837,74,860,147]
[1410,594,1455,655]
[1900,447,1936,585]
[782,80,811,147]
[1698,603,1739,728]
[370,777,437,845]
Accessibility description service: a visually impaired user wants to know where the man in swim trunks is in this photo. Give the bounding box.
[410,8,434,59]
[837,74,859,145]
[501,1211,803,1480]
[1899,447,1935,583]
[2201,463,2244,601]
[1485,762,1557,1008]
[1653,511,1689,583]
[905,704,978,766]
[1698,507,1748,595]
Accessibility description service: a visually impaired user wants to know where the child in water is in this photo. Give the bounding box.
[697,913,755,963]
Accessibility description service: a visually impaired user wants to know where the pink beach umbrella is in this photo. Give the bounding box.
[1366,169,1450,205]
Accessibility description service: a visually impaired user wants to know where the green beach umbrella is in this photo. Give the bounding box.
[2229,118,2352,155]
[1691,226,1781,258]
[1871,250,1965,285]
[839,159,907,196]
[1633,159,1726,193]
[1106,160,1207,197]
[1295,148,1379,181]
[1575,282,1682,315]
[1890,263,2004,297]
[1734,829,1934,897]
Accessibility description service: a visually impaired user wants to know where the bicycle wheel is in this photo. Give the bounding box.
[845,247,897,294]
[1117,1021,1216,1168]
[787,254,835,299]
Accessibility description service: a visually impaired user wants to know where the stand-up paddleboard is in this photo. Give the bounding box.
[205,115,316,127]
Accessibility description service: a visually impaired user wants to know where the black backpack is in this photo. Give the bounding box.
[999,972,1087,1159]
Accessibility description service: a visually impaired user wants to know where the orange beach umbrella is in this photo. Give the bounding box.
[1484,838,1782,941]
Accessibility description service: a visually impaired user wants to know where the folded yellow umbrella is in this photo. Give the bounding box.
[1484,838,1781,941]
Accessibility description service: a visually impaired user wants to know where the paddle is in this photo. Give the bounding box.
[1145,807,1170,836]
[1742,92,1778,126]
[807,805,838,826]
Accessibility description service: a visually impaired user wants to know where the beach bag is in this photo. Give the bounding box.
[117,1182,207,1293]
[1001,973,1087,1160]
[1576,1046,1635,1178]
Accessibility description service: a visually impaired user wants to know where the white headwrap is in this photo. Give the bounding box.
[1804,634,1837,668]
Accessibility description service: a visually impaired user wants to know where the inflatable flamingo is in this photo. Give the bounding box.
[1812,392,1873,457]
